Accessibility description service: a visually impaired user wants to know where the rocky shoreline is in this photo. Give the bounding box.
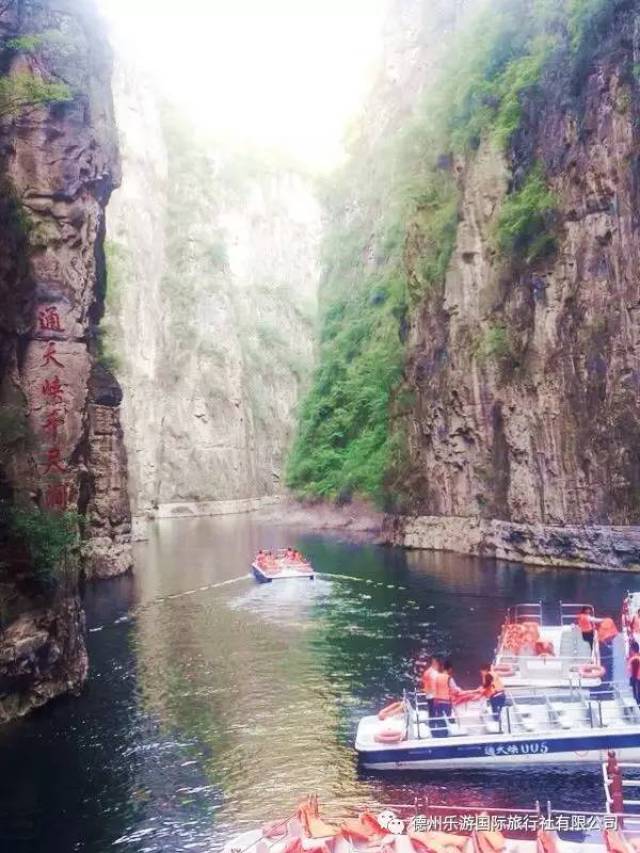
[386,515,640,572]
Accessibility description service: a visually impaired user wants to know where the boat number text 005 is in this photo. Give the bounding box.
[484,742,549,757]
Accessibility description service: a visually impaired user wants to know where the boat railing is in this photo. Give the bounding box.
[406,684,634,741]
[505,602,543,625]
[496,624,600,670]
[603,752,640,818]
[560,601,594,626]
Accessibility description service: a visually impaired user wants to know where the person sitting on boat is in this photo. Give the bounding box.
[480,664,507,724]
[577,607,603,650]
[628,641,640,706]
[421,656,441,717]
[432,660,461,736]
[631,609,640,644]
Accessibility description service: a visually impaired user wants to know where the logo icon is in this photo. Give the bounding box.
[377,810,406,835]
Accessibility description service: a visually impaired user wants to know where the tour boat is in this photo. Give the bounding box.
[492,602,603,689]
[222,795,635,853]
[251,548,315,583]
[355,685,640,771]
[622,591,640,656]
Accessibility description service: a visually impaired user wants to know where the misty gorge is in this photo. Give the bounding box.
[2,0,640,850]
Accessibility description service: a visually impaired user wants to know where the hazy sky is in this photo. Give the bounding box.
[100,0,388,169]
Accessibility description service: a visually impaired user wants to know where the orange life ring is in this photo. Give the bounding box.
[578,664,605,678]
[378,701,405,720]
[375,727,405,744]
[493,663,516,677]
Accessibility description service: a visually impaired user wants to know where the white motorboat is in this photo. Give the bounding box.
[493,602,603,689]
[355,685,640,771]
[251,549,315,583]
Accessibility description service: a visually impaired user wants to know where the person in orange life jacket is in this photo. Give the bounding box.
[631,609,640,643]
[421,656,442,717]
[628,641,640,706]
[480,664,506,723]
[432,660,461,736]
[577,607,603,651]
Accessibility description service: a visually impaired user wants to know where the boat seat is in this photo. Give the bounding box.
[447,720,468,737]
[514,711,536,732]
[549,703,573,729]
[620,695,640,714]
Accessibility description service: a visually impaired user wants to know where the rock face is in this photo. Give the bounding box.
[0,599,87,723]
[0,0,129,720]
[83,364,132,578]
[106,72,321,522]
[390,1,640,568]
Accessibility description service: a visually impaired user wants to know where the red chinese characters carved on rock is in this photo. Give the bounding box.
[38,326,70,506]
[42,340,63,368]
[38,305,64,333]
[43,446,66,475]
[42,375,64,404]
[43,482,69,510]
[42,409,64,439]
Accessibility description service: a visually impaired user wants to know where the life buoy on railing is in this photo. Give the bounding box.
[374,727,405,744]
[578,663,605,679]
[493,663,516,677]
[378,701,405,720]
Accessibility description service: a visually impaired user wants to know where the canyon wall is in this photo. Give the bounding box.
[390,0,640,570]
[106,73,321,523]
[0,0,129,722]
[292,0,640,570]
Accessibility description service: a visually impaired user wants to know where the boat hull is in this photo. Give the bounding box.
[251,563,315,583]
[356,730,640,770]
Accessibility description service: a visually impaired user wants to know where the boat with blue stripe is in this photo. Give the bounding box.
[355,685,640,771]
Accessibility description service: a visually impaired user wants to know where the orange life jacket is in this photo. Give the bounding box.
[433,672,452,701]
[490,672,504,694]
[422,666,438,694]
[598,618,619,642]
[577,613,593,633]
[483,672,505,697]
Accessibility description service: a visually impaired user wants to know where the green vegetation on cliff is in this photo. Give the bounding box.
[3,507,78,582]
[287,0,625,505]
[0,71,70,118]
[496,164,558,262]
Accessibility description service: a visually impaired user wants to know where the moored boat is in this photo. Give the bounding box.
[493,602,603,689]
[222,795,634,853]
[355,685,640,771]
[251,548,315,583]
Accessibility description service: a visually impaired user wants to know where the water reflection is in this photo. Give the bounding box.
[0,515,634,852]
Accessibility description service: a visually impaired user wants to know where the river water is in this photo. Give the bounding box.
[0,515,634,853]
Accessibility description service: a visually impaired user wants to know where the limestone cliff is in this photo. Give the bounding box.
[106,74,321,522]
[291,0,640,570]
[0,0,129,721]
[391,0,640,569]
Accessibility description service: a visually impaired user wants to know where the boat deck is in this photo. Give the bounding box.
[355,685,640,768]
[493,602,601,688]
